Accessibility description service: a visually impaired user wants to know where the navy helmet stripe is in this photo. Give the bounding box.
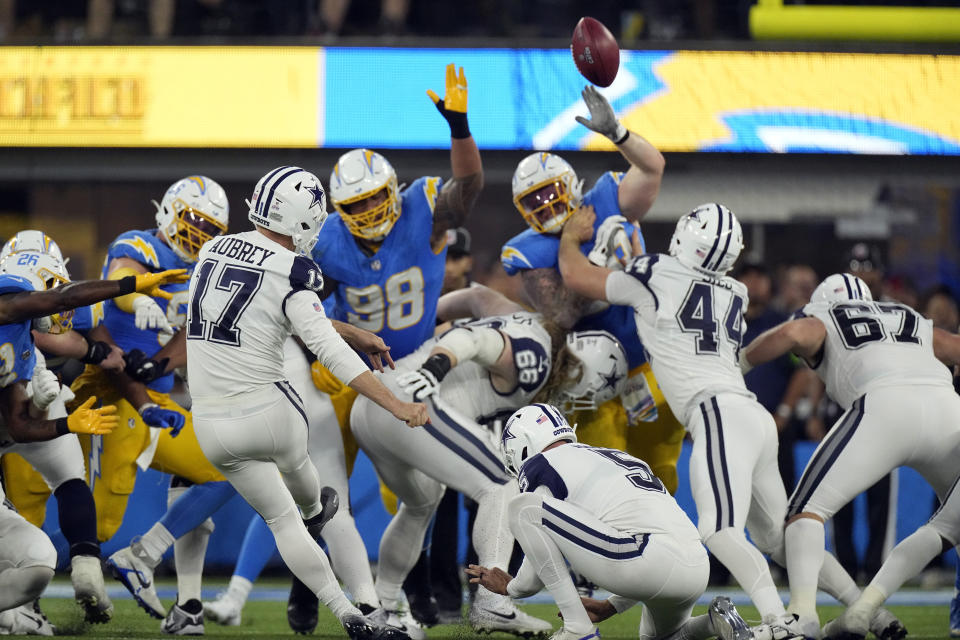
[254,166,291,217]
[842,274,854,300]
[714,207,734,272]
[853,276,864,299]
[261,168,302,219]
[533,403,561,429]
[700,204,724,269]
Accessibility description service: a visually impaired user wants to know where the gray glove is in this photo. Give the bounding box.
[575,85,628,144]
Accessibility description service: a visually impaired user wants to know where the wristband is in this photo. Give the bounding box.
[420,353,452,383]
[138,402,159,415]
[613,128,630,145]
[81,339,111,365]
[55,417,69,436]
[446,112,471,139]
[118,275,137,296]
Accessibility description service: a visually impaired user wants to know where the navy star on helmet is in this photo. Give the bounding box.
[247,167,329,255]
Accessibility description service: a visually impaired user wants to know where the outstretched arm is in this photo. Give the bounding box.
[557,206,614,302]
[1,383,117,443]
[429,64,484,245]
[0,268,187,326]
[436,284,524,321]
[741,317,827,372]
[575,86,664,223]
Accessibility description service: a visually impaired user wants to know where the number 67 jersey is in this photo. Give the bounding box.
[606,253,753,426]
[796,299,951,409]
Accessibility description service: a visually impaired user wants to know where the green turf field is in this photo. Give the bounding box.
[37,598,952,639]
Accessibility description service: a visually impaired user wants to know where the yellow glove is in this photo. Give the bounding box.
[66,396,119,435]
[427,64,470,138]
[135,269,189,301]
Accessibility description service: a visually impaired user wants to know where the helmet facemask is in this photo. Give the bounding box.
[333,178,400,242]
[163,199,228,262]
[514,179,576,235]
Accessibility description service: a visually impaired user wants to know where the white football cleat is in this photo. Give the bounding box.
[548,627,600,640]
[161,599,205,635]
[71,554,114,623]
[752,613,809,640]
[107,542,165,619]
[469,594,552,637]
[0,602,55,636]
[367,607,420,640]
[203,591,243,626]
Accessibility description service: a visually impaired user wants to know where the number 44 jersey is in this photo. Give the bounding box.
[606,253,752,426]
[797,299,951,409]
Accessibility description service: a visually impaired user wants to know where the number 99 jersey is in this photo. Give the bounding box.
[311,176,446,360]
[606,253,751,425]
[797,300,951,409]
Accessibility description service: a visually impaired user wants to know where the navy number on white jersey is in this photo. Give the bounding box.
[591,447,666,494]
[188,259,264,347]
[830,302,922,350]
[676,282,745,357]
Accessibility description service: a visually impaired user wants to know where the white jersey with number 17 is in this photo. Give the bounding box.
[605,253,753,425]
[186,230,368,402]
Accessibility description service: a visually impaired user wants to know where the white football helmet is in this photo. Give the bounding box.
[154,175,229,263]
[811,273,873,303]
[0,230,64,263]
[0,251,73,333]
[557,330,628,412]
[247,166,328,255]
[329,149,400,242]
[501,403,575,476]
[512,152,584,235]
[669,203,744,275]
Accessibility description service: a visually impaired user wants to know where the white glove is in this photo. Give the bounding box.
[588,215,631,269]
[32,316,52,333]
[132,296,173,333]
[620,372,658,425]
[26,367,60,412]
[397,369,441,401]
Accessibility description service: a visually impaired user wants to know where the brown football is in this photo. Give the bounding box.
[571,16,620,87]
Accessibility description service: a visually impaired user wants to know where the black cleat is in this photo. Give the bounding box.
[287,577,319,634]
[305,487,340,540]
[341,613,378,640]
[406,593,439,628]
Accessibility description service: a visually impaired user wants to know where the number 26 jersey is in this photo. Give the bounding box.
[797,300,950,409]
[605,253,752,425]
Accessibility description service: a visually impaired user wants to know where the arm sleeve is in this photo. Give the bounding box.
[606,254,660,315]
[285,290,368,385]
[433,326,505,367]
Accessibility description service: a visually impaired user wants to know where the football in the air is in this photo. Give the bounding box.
[571,16,620,87]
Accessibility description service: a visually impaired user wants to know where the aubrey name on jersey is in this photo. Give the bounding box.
[391,312,552,425]
[101,229,192,393]
[186,231,366,402]
[517,442,700,541]
[796,300,951,409]
[606,253,752,425]
[500,171,647,369]
[312,176,446,361]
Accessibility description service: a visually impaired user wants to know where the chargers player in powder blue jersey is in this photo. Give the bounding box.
[498,85,687,497]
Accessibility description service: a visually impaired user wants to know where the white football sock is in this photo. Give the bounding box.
[375,500,437,610]
[869,525,943,602]
[323,511,380,609]
[704,528,784,620]
[227,575,253,605]
[784,518,824,619]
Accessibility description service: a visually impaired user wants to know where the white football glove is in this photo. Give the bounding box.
[620,371,658,425]
[588,215,631,269]
[132,295,173,333]
[26,366,60,412]
[397,369,441,401]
